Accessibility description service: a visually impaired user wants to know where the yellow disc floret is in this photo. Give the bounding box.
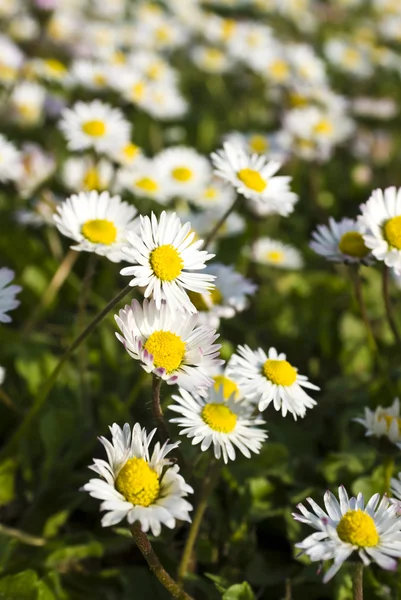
[384,216,401,250]
[81,219,117,245]
[144,331,186,373]
[172,167,193,182]
[336,510,379,547]
[115,457,160,506]
[83,167,101,191]
[213,375,240,400]
[338,232,370,258]
[82,119,106,137]
[313,119,334,136]
[135,177,159,193]
[237,168,267,193]
[380,413,401,431]
[201,403,237,433]
[150,244,183,281]
[249,135,269,154]
[266,250,284,263]
[263,359,297,386]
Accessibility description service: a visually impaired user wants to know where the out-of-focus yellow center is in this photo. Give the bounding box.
[144,331,186,373]
[237,168,267,193]
[269,59,290,80]
[156,26,171,42]
[172,167,193,182]
[265,250,284,263]
[343,48,359,66]
[150,244,183,281]
[213,375,240,400]
[81,219,117,244]
[263,359,297,386]
[44,58,67,75]
[379,413,401,431]
[83,167,101,191]
[135,177,159,193]
[82,120,106,137]
[123,143,140,160]
[201,403,237,433]
[94,73,106,86]
[203,187,218,200]
[188,287,222,311]
[384,216,401,250]
[249,135,269,154]
[336,510,379,547]
[115,457,160,506]
[222,19,236,40]
[131,82,145,100]
[313,119,334,136]
[338,232,369,257]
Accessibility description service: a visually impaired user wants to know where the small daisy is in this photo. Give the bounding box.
[310,218,372,264]
[354,398,401,448]
[209,362,244,402]
[117,160,169,205]
[189,208,245,240]
[358,187,401,275]
[111,141,144,168]
[10,81,45,126]
[154,147,212,201]
[191,178,235,211]
[29,58,70,83]
[54,191,138,263]
[0,268,21,323]
[168,387,267,463]
[227,345,319,419]
[17,144,55,199]
[114,298,223,394]
[59,100,130,154]
[62,156,114,193]
[120,211,215,313]
[252,237,303,269]
[293,486,401,582]
[0,135,22,182]
[82,422,193,535]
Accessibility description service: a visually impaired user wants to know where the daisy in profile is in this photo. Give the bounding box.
[0,135,21,182]
[120,211,215,313]
[354,398,401,448]
[154,146,211,201]
[252,237,303,269]
[358,187,401,274]
[227,345,319,419]
[59,100,130,154]
[54,191,138,263]
[168,387,267,463]
[82,422,193,535]
[115,299,223,394]
[310,217,372,264]
[0,268,21,323]
[294,486,401,581]
[62,156,114,192]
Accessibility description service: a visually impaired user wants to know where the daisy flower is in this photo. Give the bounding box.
[358,187,401,274]
[59,100,130,154]
[310,218,372,264]
[0,268,21,323]
[168,387,267,464]
[211,142,297,213]
[117,160,169,205]
[154,146,211,201]
[354,398,401,448]
[210,362,244,402]
[226,345,319,419]
[54,191,138,263]
[293,486,401,582]
[111,141,143,168]
[115,298,223,394]
[0,135,22,182]
[252,237,303,269]
[391,472,401,502]
[120,211,215,313]
[191,178,235,211]
[82,422,193,535]
[62,156,114,193]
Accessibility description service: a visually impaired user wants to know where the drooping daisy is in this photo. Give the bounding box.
[114,298,223,394]
[293,486,401,582]
[358,187,401,275]
[227,345,319,419]
[0,268,21,323]
[354,398,401,448]
[0,135,22,182]
[168,387,267,463]
[59,100,130,154]
[54,191,138,263]
[310,218,372,264]
[154,147,212,201]
[252,237,303,269]
[82,422,193,535]
[120,211,215,313]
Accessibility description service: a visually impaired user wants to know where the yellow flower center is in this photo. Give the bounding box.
[115,457,160,506]
[263,359,297,386]
[344,48,359,66]
[313,119,334,136]
[213,375,240,400]
[82,120,106,137]
[338,231,369,257]
[222,19,236,40]
[83,167,101,191]
[187,287,222,311]
[379,414,401,431]
[249,135,269,154]
[237,168,267,193]
[203,187,218,200]
[123,143,140,160]
[143,330,186,373]
[172,167,193,182]
[131,82,145,100]
[150,244,183,281]
[336,510,379,547]
[269,59,290,80]
[44,58,67,75]
[156,26,171,42]
[265,250,284,263]
[384,216,401,250]
[201,403,237,433]
[81,219,117,245]
[94,73,106,86]
[135,177,159,193]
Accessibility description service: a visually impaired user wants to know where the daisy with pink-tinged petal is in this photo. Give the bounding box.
[115,299,223,394]
[293,486,401,582]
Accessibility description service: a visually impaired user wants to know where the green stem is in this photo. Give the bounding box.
[350,266,377,353]
[201,196,239,250]
[0,523,46,547]
[0,284,133,460]
[130,522,194,600]
[151,375,170,444]
[352,563,363,600]
[382,266,401,347]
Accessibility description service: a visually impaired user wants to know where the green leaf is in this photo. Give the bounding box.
[45,541,103,568]
[0,570,38,599]
[0,459,16,506]
[223,582,255,600]
[43,510,70,539]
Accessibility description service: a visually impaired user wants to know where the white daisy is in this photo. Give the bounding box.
[169,387,267,464]
[293,486,401,582]
[10,81,45,126]
[226,345,319,419]
[110,141,144,168]
[191,178,235,210]
[0,268,21,323]
[62,156,114,193]
[17,143,55,199]
[191,45,233,74]
[252,237,303,269]
[82,422,193,535]
[114,298,223,394]
[54,191,138,263]
[154,147,212,201]
[310,218,372,264]
[120,211,215,313]
[208,362,244,402]
[0,135,22,182]
[59,100,130,154]
[224,131,291,163]
[390,472,401,502]
[354,398,401,448]
[117,160,169,205]
[358,187,401,275]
